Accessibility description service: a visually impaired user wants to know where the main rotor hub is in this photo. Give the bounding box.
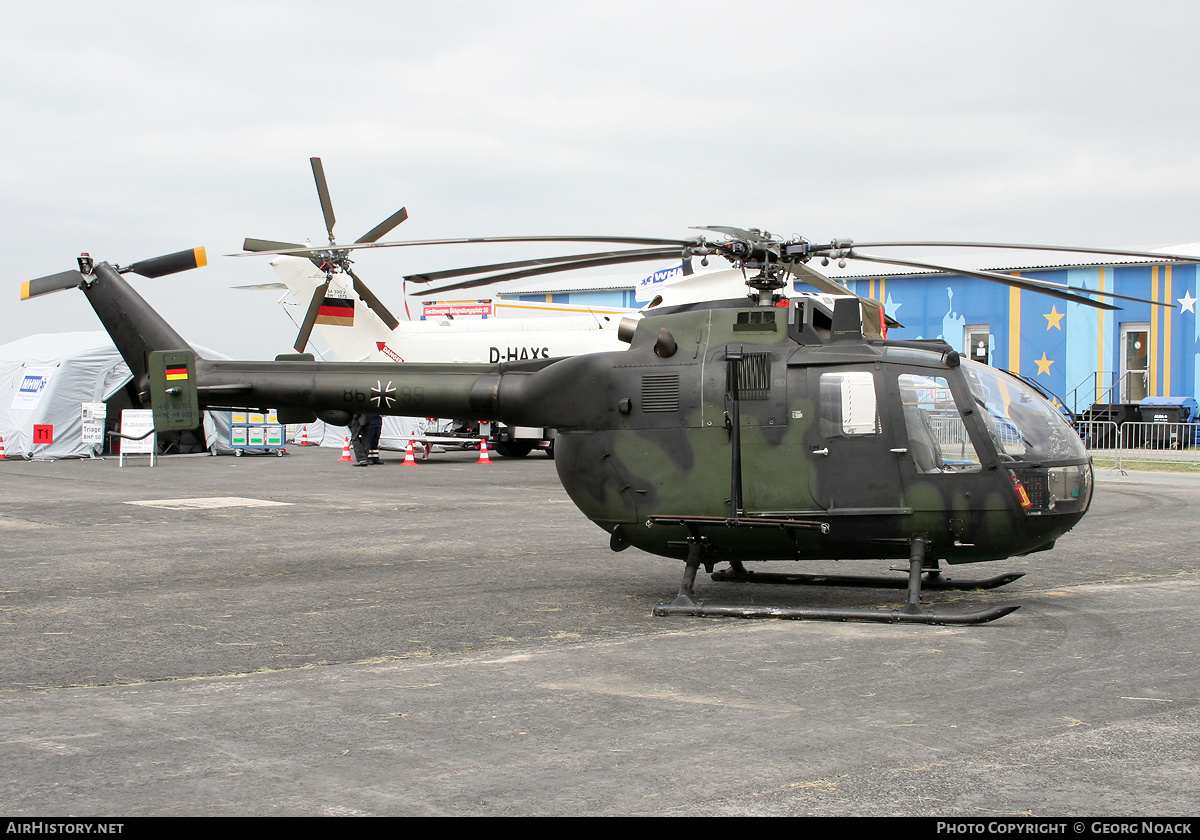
[309,249,353,276]
[745,265,789,294]
[694,228,807,298]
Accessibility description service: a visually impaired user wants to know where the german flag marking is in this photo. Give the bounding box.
[315,297,354,327]
[165,367,189,381]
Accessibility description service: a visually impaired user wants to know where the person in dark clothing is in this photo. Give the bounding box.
[366,414,383,464]
[350,413,383,466]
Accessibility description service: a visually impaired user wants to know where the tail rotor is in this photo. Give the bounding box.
[22,247,207,301]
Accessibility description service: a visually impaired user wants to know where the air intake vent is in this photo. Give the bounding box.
[736,353,771,400]
[641,372,680,412]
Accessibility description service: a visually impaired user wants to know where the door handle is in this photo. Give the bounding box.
[890,448,908,454]
[811,447,829,456]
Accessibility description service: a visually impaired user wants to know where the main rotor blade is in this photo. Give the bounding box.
[124,247,207,278]
[310,157,336,243]
[21,269,86,300]
[405,247,678,284]
[244,238,304,253]
[423,249,687,295]
[1009,279,1174,307]
[355,207,409,244]
[229,234,697,259]
[294,276,333,353]
[848,253,1120,311]
[825,240,1200,263]
[789,262,899,331]
[346,267,400,330]
[790,261,854,296]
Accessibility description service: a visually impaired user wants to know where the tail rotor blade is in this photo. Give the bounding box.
[294,277,332,353]
[356,207,409,244]
[310,157,337,243]
[124,247,208,278]
[21,269,86,300]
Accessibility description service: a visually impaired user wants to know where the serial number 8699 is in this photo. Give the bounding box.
[342,385,424,409]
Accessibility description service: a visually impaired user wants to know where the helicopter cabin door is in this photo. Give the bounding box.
[801,366,908,514]
[709,347,791,516]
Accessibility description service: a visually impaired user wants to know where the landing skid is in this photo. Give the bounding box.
[653,602,1020,625]
[710,564,1024,591]
[653,537,1021,625]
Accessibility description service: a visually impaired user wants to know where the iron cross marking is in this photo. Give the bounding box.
[371,380,396,408]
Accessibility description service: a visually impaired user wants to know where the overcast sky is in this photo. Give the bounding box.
[5,0,1200,358]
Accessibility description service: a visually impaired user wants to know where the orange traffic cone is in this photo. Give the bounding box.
[476,437,492,465]
[402,439,417,466]
[339,436,353,462]
[299,425,310,445]
[0,436,5,460]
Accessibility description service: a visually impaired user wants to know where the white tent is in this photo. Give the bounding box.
[0,332,132,459]
[0,332,434,460]
[0,332,232,460]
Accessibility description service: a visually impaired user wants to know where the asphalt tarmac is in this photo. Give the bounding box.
[1,446,1196,816]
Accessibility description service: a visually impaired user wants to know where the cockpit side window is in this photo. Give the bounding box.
[898,373,981,473]
[819,371,880,438]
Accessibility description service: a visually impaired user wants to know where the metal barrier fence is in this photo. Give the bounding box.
[926,416,1200,470]
[928,413,971,446]
[1076,420,1200,470]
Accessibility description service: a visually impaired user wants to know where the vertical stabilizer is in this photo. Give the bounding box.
[81,262,195,395]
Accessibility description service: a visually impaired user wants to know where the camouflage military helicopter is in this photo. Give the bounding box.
[22,227,1188,624]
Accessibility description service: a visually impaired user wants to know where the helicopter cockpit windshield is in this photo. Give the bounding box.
[960,359,1088,464]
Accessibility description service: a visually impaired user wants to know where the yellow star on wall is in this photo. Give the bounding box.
[1044,306,1064,329]
[1035,353,1054,375]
